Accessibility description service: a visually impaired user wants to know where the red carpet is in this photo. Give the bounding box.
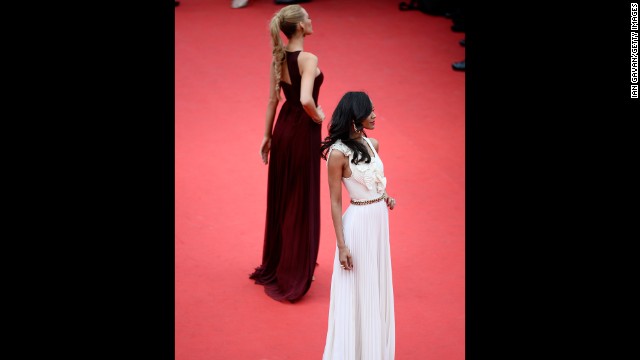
[176,0,464,358]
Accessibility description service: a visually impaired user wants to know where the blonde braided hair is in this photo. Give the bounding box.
[269,5,305,99]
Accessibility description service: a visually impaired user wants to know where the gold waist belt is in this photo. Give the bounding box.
[350,193,387,206]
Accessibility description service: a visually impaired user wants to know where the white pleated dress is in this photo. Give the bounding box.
[323,138,395,360]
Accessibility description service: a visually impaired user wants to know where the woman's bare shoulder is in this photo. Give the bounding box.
[298,51,318,62]
[368,137,379,152]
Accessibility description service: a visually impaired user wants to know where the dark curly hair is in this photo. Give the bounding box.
[320,91,373,165]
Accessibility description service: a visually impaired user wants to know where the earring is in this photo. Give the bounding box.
[353,123,361,133]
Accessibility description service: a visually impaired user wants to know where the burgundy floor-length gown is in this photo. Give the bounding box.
[249,50,324,302]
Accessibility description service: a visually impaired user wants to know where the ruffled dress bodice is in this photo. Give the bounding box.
[327,138,387,202]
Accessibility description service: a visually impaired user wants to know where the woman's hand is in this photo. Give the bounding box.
[313,105,325,124]
[338,246,353,270]
[385,195,396,210]
[260,136,271,165]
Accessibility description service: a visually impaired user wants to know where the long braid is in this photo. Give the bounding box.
[269,5,304,100]
[270,14,286,99]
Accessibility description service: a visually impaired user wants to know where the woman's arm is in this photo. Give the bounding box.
[260,64,280,164]
[298,53,325,124]
[327,150,353,269]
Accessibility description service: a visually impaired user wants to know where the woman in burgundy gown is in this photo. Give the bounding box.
[249,5,325,302]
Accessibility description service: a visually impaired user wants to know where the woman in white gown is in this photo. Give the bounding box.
[320,92,397,360]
